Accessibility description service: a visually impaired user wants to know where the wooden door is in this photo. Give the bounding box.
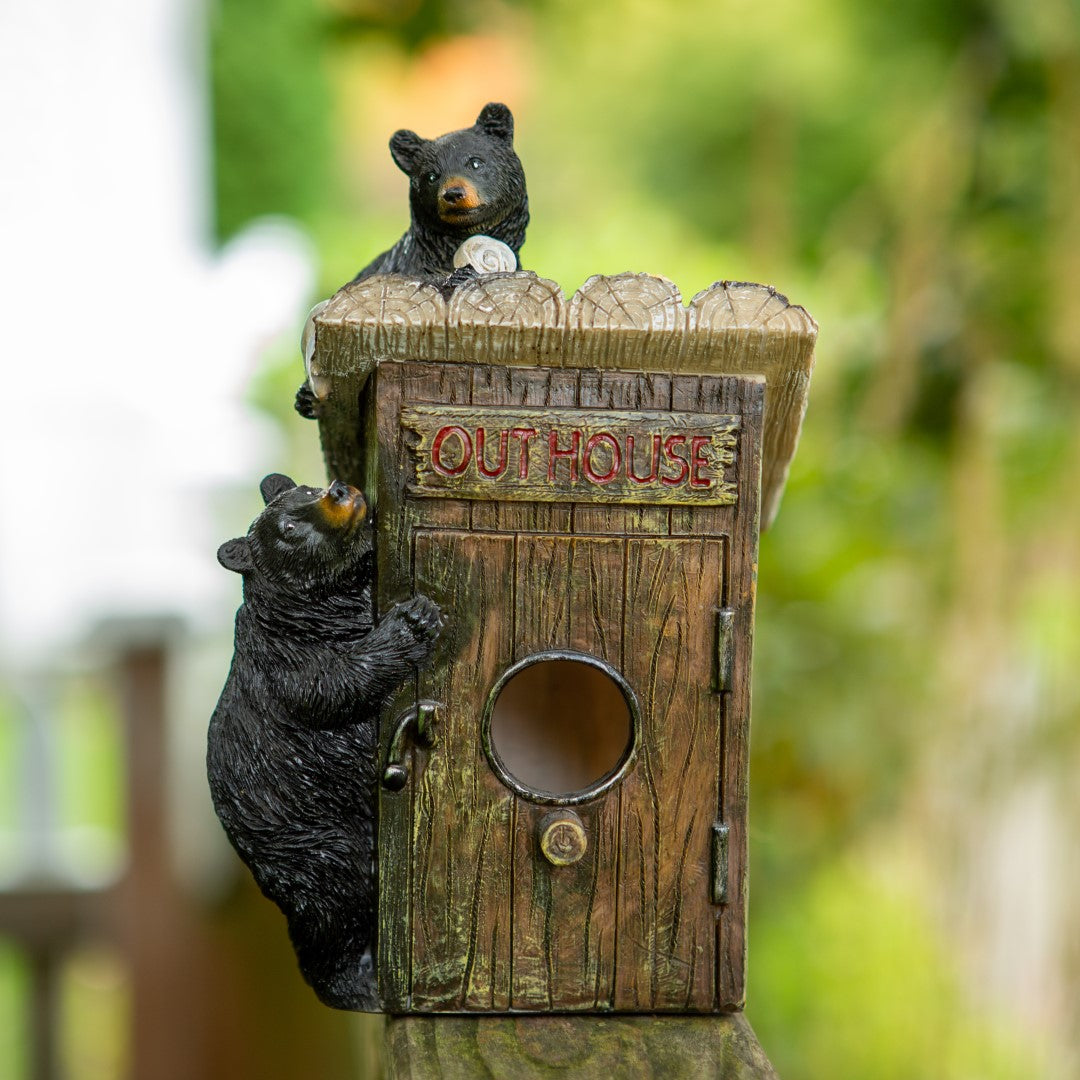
[372,361,763,1014]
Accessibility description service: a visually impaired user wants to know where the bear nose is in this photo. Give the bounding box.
[328,480,352,502]
[440,185,467,204]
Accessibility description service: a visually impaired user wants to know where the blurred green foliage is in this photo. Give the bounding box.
[210,0,333,240]
[0,942,27,1080]
[212,0,1080,1075]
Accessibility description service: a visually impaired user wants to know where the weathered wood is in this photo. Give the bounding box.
[510,537,624,1010]
[315,273,814,526]
[711,377,763,1007]
[615,539,726,1011]
[317,277,448,374]
[575,370,674,535]
[409,532,516,1010]
[659,375,763,1006]
[375,362,473,1010]
[566,273,688,370]
[370,361,763,1015]
[400,403,737,508]
[685,283,813,526]
[384,1013,779,1079]
[469,366,576,534]
[448,273,566,365]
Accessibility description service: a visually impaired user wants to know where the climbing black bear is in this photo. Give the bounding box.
[207,473,441,1011]
[295,102,529,418]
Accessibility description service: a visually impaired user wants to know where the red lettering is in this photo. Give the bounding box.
[582,432,621,484]
[690,436,714,488]
[626,433,661,484]
[660,434,689,486]
[510,427,537,479]
[548,429,581,482]
[431,425,472,477]
[475,427,509,478]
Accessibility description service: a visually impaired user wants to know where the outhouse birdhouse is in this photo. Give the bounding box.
[309,271,816,1015]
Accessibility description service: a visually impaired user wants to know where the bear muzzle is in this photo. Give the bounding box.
[437,177,482,222]
[316,480,367,531]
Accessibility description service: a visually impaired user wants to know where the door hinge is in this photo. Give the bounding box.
[715,608,736,693]
[711,822,730,905]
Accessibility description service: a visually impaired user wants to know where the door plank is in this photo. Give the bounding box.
[615,538,724,1011]
[409,531,516,1010]
[509,536,624,1010]
[670,375,762,1008]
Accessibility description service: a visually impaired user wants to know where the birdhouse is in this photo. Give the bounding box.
[310,271,816,1015]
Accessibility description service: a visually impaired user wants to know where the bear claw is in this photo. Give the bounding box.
[295,383,322,420]
[396,595,442,636]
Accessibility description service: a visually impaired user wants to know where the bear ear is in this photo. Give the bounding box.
[389,129,426,173]
[260,473,296,505]
[475,103,514,141]
[217,537,254,575]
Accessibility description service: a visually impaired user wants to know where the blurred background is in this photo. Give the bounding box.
[1,0,1078,1076]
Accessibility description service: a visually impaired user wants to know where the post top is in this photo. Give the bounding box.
[310,272,817,526]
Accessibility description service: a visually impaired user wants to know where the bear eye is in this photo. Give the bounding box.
[282,522,296,535]
[467,157,484,170]
[425,171,439,184]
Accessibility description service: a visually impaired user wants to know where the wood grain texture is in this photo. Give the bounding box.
[615,539,726,1011]
[369,362,764,1015]
[685,283,813,527]
[510,537,625,1010]
[384,1013,779,1079]
[317,277,447,372]
[566,274,687,370]
[378,362,473,579]
[470,366,576,534]
[313,273,815,526]
[575,370,674,536]
[447,273,567,365]
[714,379,763,1009]
[400,403,737,508]
[408,532,516,1010]
[375,363,474,1010]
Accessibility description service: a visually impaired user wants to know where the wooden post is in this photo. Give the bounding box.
[114,630,206,1080]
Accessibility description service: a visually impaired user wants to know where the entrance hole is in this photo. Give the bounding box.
[485,655,635,800]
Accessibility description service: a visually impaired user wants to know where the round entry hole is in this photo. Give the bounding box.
[486,656,635,800]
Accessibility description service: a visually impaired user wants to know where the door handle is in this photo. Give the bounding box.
[382,700,440,791]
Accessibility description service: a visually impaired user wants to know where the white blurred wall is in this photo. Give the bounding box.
[0,0,315,665]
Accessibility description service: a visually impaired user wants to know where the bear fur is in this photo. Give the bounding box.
[207,473,441,1011]
[351,101,529,282]
[295,102,528,418]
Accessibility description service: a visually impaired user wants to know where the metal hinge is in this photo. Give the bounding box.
[711,822,730,905]
[715,608,736,693]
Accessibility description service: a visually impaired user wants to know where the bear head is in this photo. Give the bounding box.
[389,102,528,240]
[218,474,370,593]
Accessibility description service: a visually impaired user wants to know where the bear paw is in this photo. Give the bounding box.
[384,595,443,662]
[294,382,322,420]
[314,950,380,1012]
[438,265,479,297]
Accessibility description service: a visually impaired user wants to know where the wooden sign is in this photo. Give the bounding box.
[400,404,739,506]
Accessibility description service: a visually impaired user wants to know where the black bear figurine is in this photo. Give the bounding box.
[207,473,441,1010]
[296,102,529,418]
[353,101,528,282]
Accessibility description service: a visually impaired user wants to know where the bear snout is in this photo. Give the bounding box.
[328,479,354,502]
[437,178,481,218]
[317,481,367,530]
